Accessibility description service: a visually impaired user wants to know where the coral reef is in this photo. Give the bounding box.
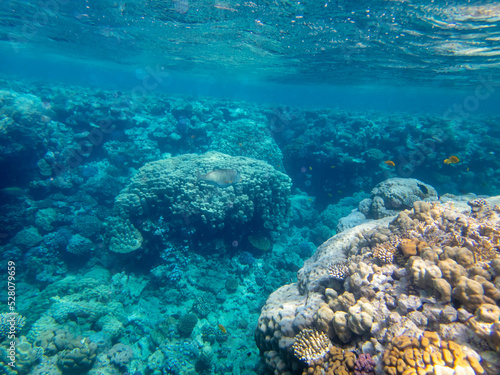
[256,196,500,374]
[2,81,500,375]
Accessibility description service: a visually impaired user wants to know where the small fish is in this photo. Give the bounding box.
[444,155,459,164]
[218,324,227,334]
[384,160,395,166]
[197,169,241,188]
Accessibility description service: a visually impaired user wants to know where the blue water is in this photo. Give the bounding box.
[0,0,499,374]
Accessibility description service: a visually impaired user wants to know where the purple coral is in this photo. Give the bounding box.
[354,353,375,375]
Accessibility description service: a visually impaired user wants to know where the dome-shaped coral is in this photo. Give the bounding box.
[109,152,291,253]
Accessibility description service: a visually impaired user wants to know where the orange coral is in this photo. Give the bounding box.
[382,332,484,375]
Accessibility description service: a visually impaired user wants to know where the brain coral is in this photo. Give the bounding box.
[110,152,291,252]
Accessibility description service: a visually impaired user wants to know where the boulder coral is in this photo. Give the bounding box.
[468,303,500,351]
[109,151,291,253]
[347,301,374,336]
[361,178,438,219]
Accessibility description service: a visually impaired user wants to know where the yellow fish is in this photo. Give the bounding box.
[444,155,459,164]
[218,324,227,334]
[384,160,395,167]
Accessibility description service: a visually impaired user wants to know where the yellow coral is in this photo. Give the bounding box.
[382,333,484,375]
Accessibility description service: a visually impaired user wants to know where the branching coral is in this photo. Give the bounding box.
[372,236,401,264]
[292,329,331,366]
[0,313,26,341]
[327,261,349,280]
[404,200,500,266]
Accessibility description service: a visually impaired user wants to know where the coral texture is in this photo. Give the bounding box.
[109,151,291,252]
[255,196,500,374]
[382,332,484,375]
[0,313,26,341]
[292,329,331,366]
[108,343,134,366]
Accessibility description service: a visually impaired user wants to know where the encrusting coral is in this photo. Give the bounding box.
[382,332,484,375]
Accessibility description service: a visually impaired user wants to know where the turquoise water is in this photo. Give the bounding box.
[0,0,499,374]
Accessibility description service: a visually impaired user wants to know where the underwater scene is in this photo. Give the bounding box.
[1,0,500,374]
